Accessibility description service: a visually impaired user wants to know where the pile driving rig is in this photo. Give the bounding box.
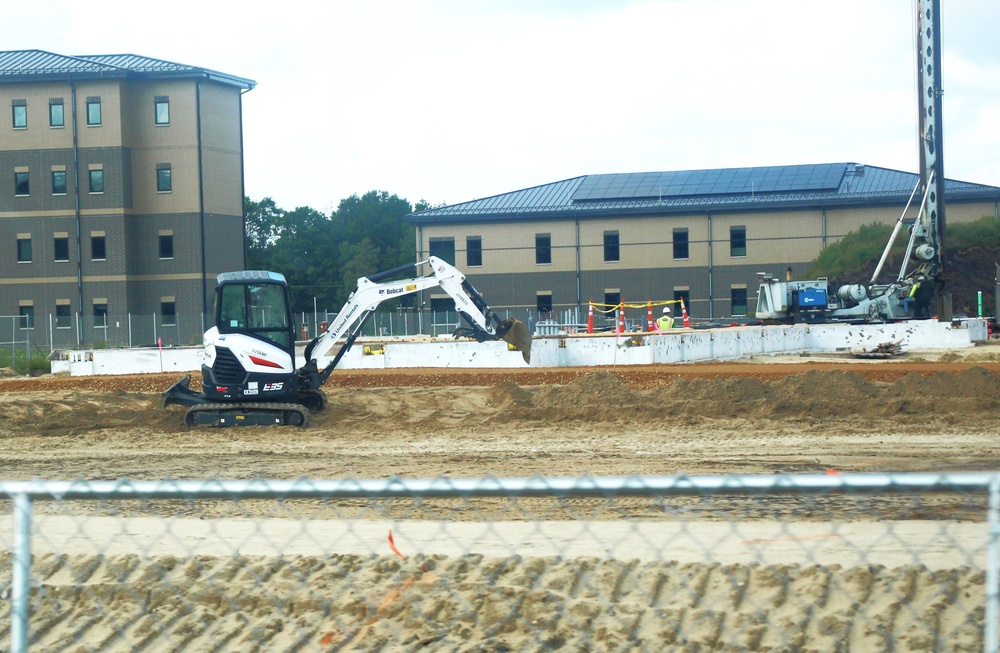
[756,0,949,324]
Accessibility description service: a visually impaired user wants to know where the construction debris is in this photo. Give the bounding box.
[853,340,904,359]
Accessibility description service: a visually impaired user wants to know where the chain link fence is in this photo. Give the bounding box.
[5,306,538,355]
[1,472,998,652]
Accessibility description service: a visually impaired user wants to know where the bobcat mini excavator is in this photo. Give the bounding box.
[159,256,531,427]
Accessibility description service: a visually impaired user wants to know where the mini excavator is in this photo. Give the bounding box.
[159,256,531,427]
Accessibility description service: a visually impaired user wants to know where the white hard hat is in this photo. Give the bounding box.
[663,306,671,314]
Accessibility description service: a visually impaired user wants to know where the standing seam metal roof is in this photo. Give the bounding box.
[406,163,1000,223]
[0,50,255,89]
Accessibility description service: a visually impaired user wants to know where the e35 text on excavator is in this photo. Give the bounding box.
[159,256,531,427]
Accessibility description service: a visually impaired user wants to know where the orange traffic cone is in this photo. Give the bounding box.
[587,301,594,334]
[681,298,691,328]
[646,301,654,332]
[617,302,625,335]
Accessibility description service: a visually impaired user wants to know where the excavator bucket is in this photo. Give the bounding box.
[498,318,532,364]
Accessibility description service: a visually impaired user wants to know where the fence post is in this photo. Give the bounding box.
[11,492,32,653]
[988,476,1000,653]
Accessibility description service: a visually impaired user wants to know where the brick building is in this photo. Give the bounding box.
[0,50,254,347]
[406,164,1000,324]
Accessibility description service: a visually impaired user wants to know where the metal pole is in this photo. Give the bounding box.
[11,492,32,653]
[988,475,1000,653]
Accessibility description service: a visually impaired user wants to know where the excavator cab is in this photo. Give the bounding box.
[160,271,311,427]
[216,272,295,352]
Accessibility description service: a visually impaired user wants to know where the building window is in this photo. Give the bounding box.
[673,228,689,260]
[56,304,72,329]
[730,226,747,257]
[14,171,29,196]
[161,301,177,326]
[54,236,69,262]
[86,98,101,126]
[52,170,67,195]
[49,100,64,127]
[89,169,104,194]
[154,97,170,125]
[18,306,34,330]
[159,234,174,259]
[93,303,109,327]
[12,100,26,129]
[428,237,455,266]
[91,235,106,261]
[604,231,620,263]
[536,293,553,320]
[156,164,172,192]
[465,236,482,267]
[731,287,748,316]
[17,236,31,263]
[535,234,552,265]
[604,291,621,321]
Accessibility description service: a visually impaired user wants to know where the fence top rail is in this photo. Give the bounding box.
[0,472,996,501]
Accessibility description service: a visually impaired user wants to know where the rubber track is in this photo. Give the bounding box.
[185,402,310,428]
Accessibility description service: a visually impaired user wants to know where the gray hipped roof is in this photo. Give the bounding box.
[0,50,255,89]
[407,163,1000,224]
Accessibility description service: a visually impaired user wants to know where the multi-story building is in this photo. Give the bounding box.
[406,163,1000,324]
[0,50,254,348]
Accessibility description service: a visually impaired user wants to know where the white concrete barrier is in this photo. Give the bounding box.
[50,319,986,376]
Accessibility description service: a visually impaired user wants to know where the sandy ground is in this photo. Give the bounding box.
[2,342,1000,651]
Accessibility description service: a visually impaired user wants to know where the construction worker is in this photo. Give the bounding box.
[657,306,675,331]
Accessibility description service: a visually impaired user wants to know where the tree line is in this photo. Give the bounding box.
[244,191,428,314]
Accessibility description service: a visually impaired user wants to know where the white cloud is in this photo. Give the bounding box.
[3,0,998,211]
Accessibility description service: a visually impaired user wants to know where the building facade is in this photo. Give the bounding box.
[0,50,254,348]
[406,164,1000,325]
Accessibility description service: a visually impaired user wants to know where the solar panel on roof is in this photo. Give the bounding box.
[571,164,850,203]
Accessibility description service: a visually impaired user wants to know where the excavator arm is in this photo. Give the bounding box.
[298,256,530,389]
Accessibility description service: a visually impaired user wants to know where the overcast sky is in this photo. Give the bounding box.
[6,0,1000,212]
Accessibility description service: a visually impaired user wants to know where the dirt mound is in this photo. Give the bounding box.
[520,372,640,421]
[486,381,534,410]
[888,366,1000,398]
[488,368,1000,425]
[0,391,183,436]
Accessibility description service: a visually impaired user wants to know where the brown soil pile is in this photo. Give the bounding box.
[484,367,1000,425]
[3,367,1000,437]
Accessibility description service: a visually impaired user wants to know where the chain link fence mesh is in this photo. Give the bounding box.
[0,474,996,652]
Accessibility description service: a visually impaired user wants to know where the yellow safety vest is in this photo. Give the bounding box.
[658,315,675,330]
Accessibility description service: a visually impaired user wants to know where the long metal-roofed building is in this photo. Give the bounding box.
[0,50,254,348]
[406,163,1000,323]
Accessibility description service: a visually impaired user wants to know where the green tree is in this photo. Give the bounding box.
[270,206,343,311]
[332,191,417,274]
[244,196,285,269]
[243,191,422,313]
